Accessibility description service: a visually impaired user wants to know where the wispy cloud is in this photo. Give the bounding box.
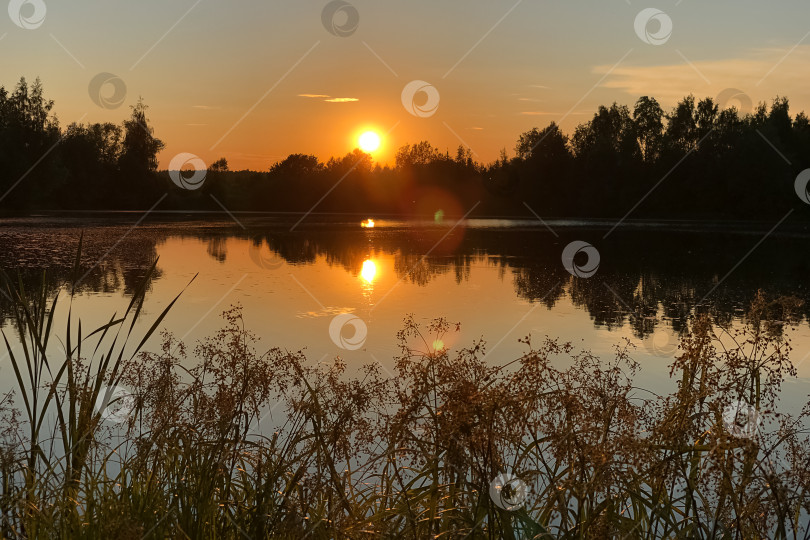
[297,94,358,103]
[192,105,219,110]
[593,45,810,107]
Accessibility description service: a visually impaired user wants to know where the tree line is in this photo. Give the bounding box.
[0,77,165,211]
[1,76,808,219]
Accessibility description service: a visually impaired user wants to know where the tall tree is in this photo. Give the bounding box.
[118,98,164,177]
[665,95,697,153]
[395,141,441,168]
[633,96,664,162]
[515,122,569,162]
[572,103,638,165]
[695,97,718,141]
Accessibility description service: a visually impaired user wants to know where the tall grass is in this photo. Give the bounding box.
[0,237,193,538]
[0,245,808,538]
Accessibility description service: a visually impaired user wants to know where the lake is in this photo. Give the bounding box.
[2,214,810,414]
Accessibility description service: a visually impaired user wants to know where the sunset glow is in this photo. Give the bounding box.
[7,0,810,535]
[4,3,807,170]
[358,131,381,153]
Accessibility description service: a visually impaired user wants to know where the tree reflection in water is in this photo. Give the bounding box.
[0,218,808,340]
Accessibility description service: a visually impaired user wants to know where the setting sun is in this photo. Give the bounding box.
[358,131,381,153]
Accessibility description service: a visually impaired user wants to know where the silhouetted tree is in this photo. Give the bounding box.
[210,158,229,172]
[119,98,163,176]
[1,76,810,221]
[58,122,122,206]
[665,95,698,153]
[454,145,474,168]
[0,77,60,211]
[633,96,664,162]
[396,141,441,168]
[270,154,321,178]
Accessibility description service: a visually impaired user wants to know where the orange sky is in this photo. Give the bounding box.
[4,0,810,170]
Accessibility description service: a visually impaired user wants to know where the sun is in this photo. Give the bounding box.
[358,131,381,153]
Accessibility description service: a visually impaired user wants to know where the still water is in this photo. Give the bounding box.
[1,215,810,412]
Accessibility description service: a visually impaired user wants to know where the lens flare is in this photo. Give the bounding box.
[361,259,377,283]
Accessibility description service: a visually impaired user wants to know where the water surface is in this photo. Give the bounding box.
[2,215,810,411]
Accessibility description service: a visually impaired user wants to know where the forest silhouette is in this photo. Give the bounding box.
[1,76,809,219]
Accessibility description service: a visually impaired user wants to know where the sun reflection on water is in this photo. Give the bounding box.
[361,259,377,283]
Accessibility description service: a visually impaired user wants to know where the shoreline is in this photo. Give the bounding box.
[2,211,809,236]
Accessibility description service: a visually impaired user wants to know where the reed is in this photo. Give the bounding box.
[0,244,807,538]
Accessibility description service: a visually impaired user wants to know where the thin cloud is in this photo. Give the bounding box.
[192,105,219,110]
[593,45,810,109]
[324,97,359,103]
[298,93,330,98]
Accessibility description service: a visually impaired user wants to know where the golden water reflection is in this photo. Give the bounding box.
[361,259,377,283]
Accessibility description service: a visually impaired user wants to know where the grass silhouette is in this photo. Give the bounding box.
[0,245,808,538]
